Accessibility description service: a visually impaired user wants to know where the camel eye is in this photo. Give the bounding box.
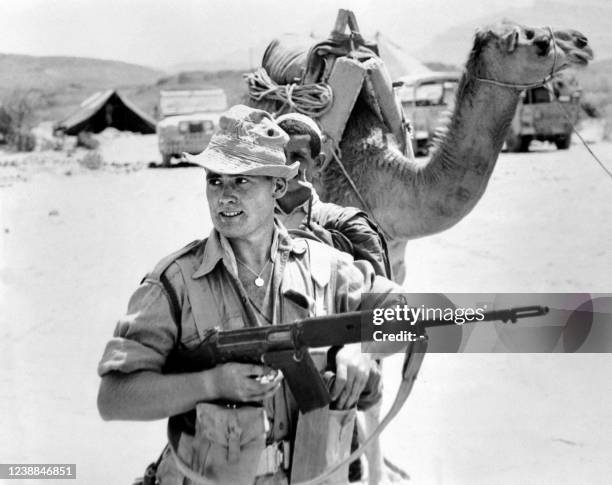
[525,29,534,40]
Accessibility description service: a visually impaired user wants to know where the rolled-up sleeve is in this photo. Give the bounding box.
[332,255,411,355]
[332,254,405,313]
[97,281,178,376]
[335,215,389,277]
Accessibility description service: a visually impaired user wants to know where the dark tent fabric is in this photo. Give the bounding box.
[56,90,156,135]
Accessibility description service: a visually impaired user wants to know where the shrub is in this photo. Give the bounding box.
[0,90,39,152]
[79,151,103,170]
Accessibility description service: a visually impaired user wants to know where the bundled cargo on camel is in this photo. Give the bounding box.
[244,9,413,166]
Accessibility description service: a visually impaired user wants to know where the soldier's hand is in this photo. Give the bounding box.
[206,363,283,402]
[331,344,373,409]
[299,221,334,246]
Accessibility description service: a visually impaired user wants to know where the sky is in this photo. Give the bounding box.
[0,0,535,70]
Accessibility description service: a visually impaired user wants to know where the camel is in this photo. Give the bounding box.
[252,21,594,283]
[248,21,593,485]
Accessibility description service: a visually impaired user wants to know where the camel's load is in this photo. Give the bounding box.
[245,9,411,163]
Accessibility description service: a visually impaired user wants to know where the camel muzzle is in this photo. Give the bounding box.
[534,36,552,56]
[575,35,589,48]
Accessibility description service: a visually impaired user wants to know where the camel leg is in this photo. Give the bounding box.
[387,239,407,284]
[356,239,409,484]
[357,403,383,485]
[358,400,409,485]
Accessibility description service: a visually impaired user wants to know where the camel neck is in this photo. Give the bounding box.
[447,75,521,156]
[388,74,522,239]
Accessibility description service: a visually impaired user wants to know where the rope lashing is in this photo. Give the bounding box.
[546,85,612,181]
[245,68,334,118]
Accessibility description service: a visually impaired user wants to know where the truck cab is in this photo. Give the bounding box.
[395,72,460,156]
[505,81,581,152]
[157,87,228,166]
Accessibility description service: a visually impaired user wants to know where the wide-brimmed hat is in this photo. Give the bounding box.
[183,105,299,179]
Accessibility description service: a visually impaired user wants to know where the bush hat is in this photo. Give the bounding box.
[184,105,299,179]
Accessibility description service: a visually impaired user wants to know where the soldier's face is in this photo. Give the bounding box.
[285,135,316,192]
[206,172,287,240]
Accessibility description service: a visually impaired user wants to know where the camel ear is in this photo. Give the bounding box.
[503,27,520,53]
[472,27,494,57]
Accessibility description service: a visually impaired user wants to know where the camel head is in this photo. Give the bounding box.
[468,21,594,88]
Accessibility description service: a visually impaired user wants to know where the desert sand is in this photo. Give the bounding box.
[1,132,612,484]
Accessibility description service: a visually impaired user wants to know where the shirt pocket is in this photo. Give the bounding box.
[221,311,246,330]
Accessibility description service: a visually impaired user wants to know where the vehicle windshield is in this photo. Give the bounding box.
[398,80,458,106]
[524,86,552,104]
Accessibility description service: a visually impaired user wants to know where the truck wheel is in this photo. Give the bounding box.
[161,154,173,167]
[555,134,571,150]
[505,134,531,153]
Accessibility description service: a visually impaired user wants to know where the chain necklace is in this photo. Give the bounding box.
[236,257,271,287]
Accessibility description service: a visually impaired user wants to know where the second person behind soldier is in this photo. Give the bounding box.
[275,112,391,279]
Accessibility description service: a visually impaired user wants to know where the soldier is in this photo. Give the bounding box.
[97,105,405,485]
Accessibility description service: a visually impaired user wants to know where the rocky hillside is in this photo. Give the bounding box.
[0,54,251,126]
[0,53,164,124]
[417,1,612,65]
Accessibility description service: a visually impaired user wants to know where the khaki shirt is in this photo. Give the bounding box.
[97,222,402,473]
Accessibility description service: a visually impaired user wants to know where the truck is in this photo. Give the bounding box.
[505,81,581,152]
[157,87,228,166]
[395,72,460,156]
[395,72,581,155]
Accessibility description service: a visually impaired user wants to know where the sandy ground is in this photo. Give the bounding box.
[1,134,612,484]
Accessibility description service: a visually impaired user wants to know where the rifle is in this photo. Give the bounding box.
[164,302,549,414]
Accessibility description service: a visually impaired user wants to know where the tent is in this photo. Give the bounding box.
[374,32,432,81]
[55,90,156,135]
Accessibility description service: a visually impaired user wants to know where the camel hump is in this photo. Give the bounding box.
[262,34,317,84]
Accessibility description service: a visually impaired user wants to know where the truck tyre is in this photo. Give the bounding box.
[555,134,571,150]
[161,153,173,167]
[505,133,531,153]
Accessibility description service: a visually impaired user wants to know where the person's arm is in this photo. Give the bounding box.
[98,364,282,421]
[96,275,282,421]
[316,204,390,278]
[339,214,390,278]
[98,370,212,421]
[329,254,407,408]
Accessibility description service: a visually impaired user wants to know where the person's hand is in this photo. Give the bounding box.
[205,363,283,402]
[331,344,374,409]
[299,220,334,246]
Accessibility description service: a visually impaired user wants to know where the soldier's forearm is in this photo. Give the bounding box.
[97,370,216,421]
